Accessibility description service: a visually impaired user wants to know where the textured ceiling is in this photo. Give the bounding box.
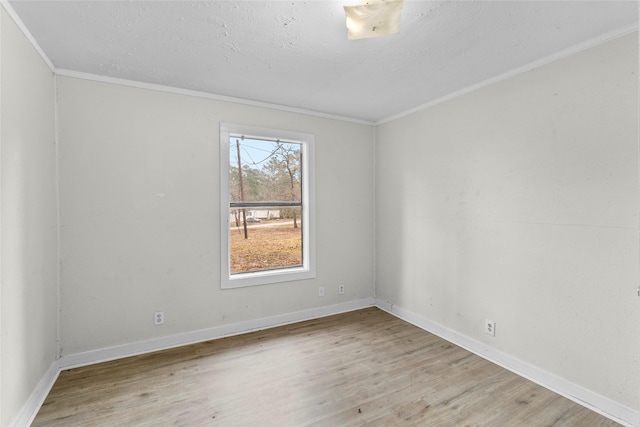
[8,1,639,123]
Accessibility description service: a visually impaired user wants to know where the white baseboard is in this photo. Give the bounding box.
[11,299,374,426]
[374,299,640,427]
[17,298,636,427]
[9,361,60,427]
[60,298,374,370]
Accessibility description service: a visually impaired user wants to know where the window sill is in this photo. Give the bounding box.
[221,267,316,289]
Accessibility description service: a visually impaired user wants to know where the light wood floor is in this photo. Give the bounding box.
[33,307,620,426]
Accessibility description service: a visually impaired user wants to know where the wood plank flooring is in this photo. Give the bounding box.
[33,307,620,426]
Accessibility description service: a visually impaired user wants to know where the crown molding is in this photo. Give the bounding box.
[376,24,639,125]
[55,69,375,126]
[1,1,54,72]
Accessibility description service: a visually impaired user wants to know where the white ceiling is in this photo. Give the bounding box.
[8,1,639,124]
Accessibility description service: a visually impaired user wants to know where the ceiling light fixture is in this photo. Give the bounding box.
[344,0,403,40]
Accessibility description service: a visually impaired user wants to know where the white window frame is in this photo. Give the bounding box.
[219,122,316,289]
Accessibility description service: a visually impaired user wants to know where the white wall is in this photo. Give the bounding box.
[0,8,58,427]
[56,76,375,356]
[375,32,639,413]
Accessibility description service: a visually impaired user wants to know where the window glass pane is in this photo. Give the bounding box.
[229,207,302,274]
[229,137,303,275]
[229,138,301,204]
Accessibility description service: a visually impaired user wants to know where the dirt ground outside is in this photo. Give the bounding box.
[230,221,302,274]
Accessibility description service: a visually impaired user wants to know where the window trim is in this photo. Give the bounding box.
[219,122,316,289]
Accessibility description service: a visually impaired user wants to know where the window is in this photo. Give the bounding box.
[220,123,315,289]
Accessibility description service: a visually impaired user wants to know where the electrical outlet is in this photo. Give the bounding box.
[154,311,165,326]
[485,319,495,336]
[338,284,345,294]
[318,286,325,297]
